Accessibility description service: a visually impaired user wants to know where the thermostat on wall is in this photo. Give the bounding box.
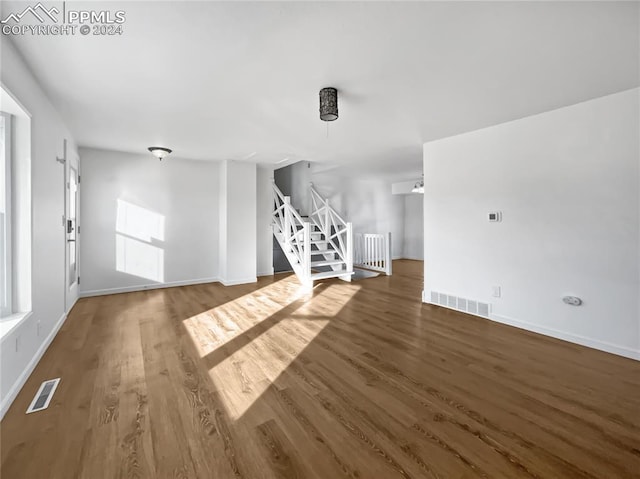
[488,212,502,222]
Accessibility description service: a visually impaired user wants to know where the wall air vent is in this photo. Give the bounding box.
[430,291,491,319]
[26,378,60,414]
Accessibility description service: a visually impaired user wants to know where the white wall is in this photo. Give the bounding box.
[219,160,257,285]
[423,88,640,360]
[310,172,405,259]
[256,165,274,276]
[392,180,419,195]
[403,194,424,260]
[79,148,220,295]
[0,38,79,417]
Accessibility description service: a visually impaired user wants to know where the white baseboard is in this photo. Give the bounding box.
[67,295,79,314]
[491,313,640,361]
[0,311,68,420]
[220,277,258,286]
[79,277,220,298]
[400,256,424,261]
[257,268,274,277]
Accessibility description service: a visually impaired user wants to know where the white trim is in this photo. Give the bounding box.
[490,313,640,361]
[79,277,220,298]
[0,311,32,342]
[1,112,13,318]
[400,256,424,261]
[220,277,258,287]
[0,311,67,420]
[66,295,79,315]
[257,268,274,277]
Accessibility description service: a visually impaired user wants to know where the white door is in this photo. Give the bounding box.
[64,148,80,312]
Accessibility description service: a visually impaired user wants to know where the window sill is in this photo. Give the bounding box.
[0,311,32,342]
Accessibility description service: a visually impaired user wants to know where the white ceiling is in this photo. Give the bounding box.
[3,1,639,179]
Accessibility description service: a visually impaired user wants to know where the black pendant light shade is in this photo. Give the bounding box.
[319,87,338,121]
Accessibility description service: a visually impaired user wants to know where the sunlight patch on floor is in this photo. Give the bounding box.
[183,276,308,358]
[182,279,361,420]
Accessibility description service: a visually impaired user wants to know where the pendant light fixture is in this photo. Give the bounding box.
[148,146,172,161]
[319,87,338,121]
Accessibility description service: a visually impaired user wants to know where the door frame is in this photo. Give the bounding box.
[63,140,80,312]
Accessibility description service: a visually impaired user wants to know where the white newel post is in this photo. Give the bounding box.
[303,222,311,281]
[346,222,354,274]
[283,196,291,245]
[324,198,331,240]
[386,232,392,275]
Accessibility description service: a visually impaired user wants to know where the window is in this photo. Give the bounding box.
[0,112,12,317]
[0,86,32,334]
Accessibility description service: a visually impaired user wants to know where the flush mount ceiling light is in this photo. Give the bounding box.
[319,87,338,121]
[148,146,172,161]
[412,177,424,194]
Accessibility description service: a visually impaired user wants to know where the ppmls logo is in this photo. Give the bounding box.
[1,3,59,24]
[1,2,125,36]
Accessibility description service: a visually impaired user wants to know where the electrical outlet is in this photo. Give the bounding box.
[492,286,501,298]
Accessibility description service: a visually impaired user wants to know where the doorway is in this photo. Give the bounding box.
[64,143,80,312]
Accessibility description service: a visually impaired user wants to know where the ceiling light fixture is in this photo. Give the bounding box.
[319,87,338,121]
[148,146,172,161]
[412,177,424,194]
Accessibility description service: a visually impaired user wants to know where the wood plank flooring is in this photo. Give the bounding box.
[1,260,639,478]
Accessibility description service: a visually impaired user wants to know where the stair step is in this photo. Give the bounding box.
[311,240,331,246]
[310,270,354,281]
[311,259,344,267]
[311,251,336,257]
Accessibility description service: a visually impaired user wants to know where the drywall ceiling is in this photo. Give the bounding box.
[2,1,638,179]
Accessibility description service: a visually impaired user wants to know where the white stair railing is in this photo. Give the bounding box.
[309,184,353,275]
[272,181,311,285]
[354,232,392,275]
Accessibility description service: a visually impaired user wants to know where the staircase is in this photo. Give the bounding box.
[272,181,353,286]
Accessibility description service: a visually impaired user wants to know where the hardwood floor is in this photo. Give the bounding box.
[1,260,639,478]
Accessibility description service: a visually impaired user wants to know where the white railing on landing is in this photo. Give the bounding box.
[272,182,311,284]
[354,232,392,275]
[309,184,353,274]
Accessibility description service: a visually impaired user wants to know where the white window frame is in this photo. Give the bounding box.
[1,112,12,318]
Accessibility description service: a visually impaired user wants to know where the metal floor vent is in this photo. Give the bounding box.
[26,378,60,414]
[430,291,491,319]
